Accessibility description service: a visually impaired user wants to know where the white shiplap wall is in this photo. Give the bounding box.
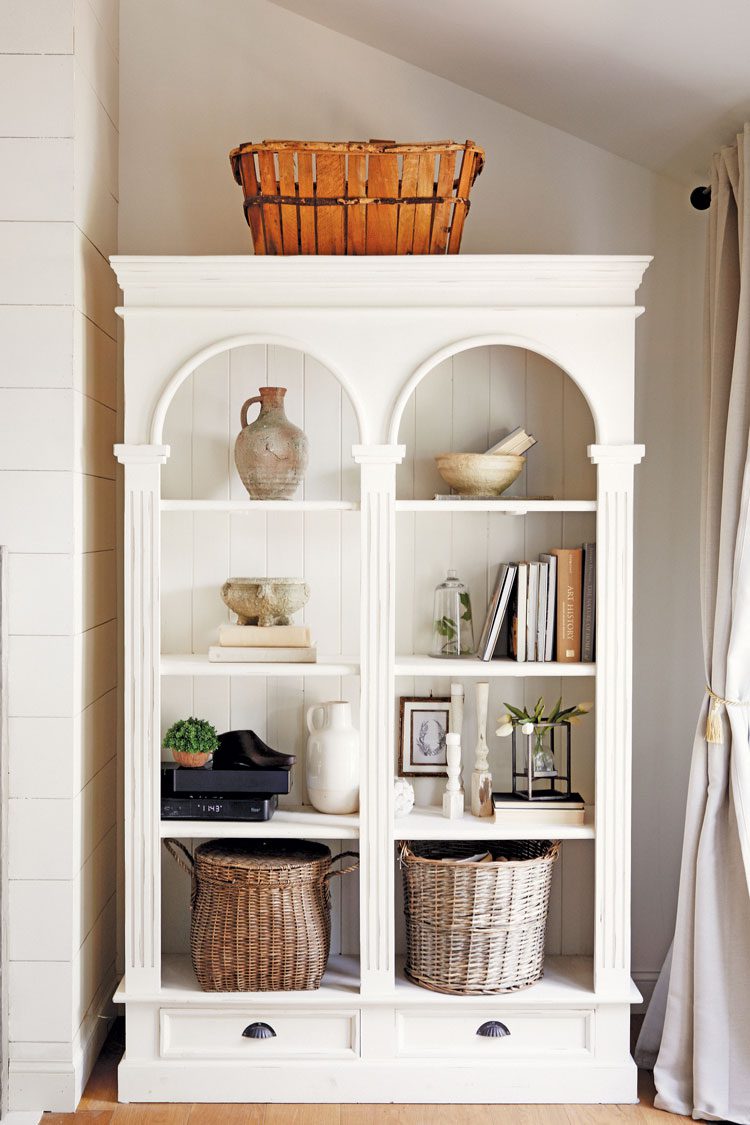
[161,342,596,959]
[0,0,120,1111]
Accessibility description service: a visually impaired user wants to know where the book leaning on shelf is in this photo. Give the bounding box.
[477,542,595,663]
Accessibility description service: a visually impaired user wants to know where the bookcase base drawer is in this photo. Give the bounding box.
[160,1007,360,1060]
[396,1007,593,1058]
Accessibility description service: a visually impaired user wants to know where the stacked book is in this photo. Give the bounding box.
[477,543,596,663]
[208,624,317,663]
[493,791,586,828]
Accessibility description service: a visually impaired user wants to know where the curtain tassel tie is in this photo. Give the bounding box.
[705,684,750,744]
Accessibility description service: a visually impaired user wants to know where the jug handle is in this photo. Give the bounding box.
[240,396,262,429]
[306,704,325,734]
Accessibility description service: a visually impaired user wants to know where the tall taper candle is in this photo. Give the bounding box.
[470,681,493,817]
[450,682,465,796]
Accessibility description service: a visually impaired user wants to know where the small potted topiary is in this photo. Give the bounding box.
[163,716,219,768]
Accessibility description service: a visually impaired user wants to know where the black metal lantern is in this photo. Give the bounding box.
[511,720,572,801]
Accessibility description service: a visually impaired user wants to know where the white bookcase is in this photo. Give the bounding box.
[113,254,647,1104]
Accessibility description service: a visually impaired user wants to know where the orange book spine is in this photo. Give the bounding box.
[551,548,583,662]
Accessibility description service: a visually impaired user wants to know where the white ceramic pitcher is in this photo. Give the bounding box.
[305,701,359,814]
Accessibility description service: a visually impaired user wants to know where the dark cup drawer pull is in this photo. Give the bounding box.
[476,1020,510,1038]
[242,1021,276,1040]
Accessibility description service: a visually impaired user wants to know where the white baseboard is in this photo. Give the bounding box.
[9,971,117,1113]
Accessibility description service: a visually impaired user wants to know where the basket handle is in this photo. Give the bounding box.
[164,839,198,910]
[240,396,262,429]
[164,839,195,875]
[324,850,359,882]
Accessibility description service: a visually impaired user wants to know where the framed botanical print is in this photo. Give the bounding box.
[398,696,451,776]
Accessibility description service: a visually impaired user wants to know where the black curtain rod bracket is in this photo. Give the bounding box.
[690,185,711,210]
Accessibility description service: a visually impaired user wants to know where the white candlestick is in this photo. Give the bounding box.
[442,732,463,819]
[450,682,465,795]
[471,681,493,817]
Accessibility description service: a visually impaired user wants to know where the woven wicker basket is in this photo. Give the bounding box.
[400,839,560,996]
[229,139,485,255]
[165,838,358,992]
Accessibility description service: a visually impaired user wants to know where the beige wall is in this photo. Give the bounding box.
[118,0,706,998]
[0,0,119,1111]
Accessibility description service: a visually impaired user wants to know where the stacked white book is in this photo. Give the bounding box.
[492,791,586,827]
[208,624,317,663]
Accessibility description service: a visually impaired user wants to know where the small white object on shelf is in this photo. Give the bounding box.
[394,777,415,818]
[470,681,493,817]
[442,732,464,819]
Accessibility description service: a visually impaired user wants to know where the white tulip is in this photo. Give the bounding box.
[495,722,513,738]
[497,712,512,727]
[521,722,534,735]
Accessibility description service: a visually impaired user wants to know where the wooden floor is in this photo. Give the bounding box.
[43,1021,689,1124]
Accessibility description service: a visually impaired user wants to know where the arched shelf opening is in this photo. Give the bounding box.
[158,340,363,718]
[392,343,596,504]
[160,341,362,506]
[391,342,598,917]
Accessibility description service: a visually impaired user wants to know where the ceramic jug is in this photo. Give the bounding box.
[234,386,308,500]
[305,701,359,814]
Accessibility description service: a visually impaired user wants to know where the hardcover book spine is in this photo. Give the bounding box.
[526,562,539,661]
[581,542,596,663]
[511,564,528,661]
[552,548,583,662]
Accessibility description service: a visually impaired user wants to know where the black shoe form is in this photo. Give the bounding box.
[215,729,296,769]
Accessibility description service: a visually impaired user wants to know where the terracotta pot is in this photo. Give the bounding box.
[170,749,213,769]
[234,386,308,500]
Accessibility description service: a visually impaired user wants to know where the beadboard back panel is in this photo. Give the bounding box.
[160,342,596,958]
[160,344,360,956]
[394,345,596,957]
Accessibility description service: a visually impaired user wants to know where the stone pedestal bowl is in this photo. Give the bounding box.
[435,453,525,497]
[221,577,310,626]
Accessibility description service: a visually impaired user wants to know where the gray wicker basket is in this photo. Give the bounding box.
[165,838,358,992]
[400,839,560,995]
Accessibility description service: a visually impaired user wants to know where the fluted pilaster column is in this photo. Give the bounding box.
[114,443,169,991]
[589,443,644,996]
[353,444,404,997]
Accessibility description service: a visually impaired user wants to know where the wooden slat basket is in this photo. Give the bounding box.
[165,838,358,992]
[229,139,485,255]
[400,839,560,996]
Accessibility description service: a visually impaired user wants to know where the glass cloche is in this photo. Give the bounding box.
[430,569,475,658]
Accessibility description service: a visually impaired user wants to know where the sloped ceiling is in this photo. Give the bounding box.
[269,0,750,182]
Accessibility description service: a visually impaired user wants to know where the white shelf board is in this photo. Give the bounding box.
[394,956,639,1006]
[396,499,597,514]
[395,656,596,678]
[160,807,359,839]
[114,954,361,1005]
[161,499,359,512]
[395,804,594,841]
[113,954,639,1007]
[161,654,360,677]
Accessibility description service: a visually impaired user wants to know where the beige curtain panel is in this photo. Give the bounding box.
[637,123,750,1122]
